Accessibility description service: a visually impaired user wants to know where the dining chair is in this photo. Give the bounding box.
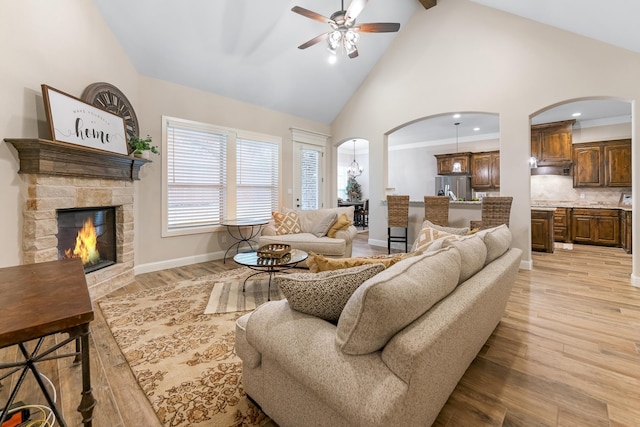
[424,196,449,226]
[387,195,410,253]
[355,199,369,229]
[471,196,513,230]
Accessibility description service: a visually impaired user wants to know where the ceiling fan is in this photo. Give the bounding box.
[291,0,401,59]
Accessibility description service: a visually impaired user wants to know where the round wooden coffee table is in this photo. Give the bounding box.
[233,249,308,301]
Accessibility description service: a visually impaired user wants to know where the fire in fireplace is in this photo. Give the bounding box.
[57,207,116,273]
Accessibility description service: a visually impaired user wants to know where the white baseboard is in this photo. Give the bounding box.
[134,250,226,275]
[632,273,640,288]
[368,238,408,251]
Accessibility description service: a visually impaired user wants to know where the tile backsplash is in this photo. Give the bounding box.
[530,175,629,205]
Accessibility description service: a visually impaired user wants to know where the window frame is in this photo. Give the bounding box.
[161,116,281,237]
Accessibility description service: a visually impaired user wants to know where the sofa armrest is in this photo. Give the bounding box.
[260,222,277,236]
[246,300,407,425]
[334,224,357,242]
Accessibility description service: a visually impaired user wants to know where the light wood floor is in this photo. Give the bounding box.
[2,235,639,426]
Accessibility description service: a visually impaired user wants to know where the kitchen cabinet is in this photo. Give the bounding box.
[435,152,472,175]
[604,140,632,187]
[571,208,620,246]
[471,151,500,189]
[620,209,632,254]
[553,207,569,242]
[531,120,574,165]
[531,209,554,253]
[573,139,631,188]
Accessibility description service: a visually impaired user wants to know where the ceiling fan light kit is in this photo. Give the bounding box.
[292,0,400,59]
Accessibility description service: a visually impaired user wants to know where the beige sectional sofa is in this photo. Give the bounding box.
[236,225,522,426]
[258,206,358,260]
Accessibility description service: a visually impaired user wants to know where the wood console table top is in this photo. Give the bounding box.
[0,258,94,348]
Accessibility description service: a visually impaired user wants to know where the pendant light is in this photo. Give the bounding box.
[452,122,462,173]
[347,139,363,177]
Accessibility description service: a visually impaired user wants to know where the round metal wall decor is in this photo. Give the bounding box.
[81,82,139,142]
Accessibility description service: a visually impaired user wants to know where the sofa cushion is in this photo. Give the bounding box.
[336,247,462,355]
[259,233,348,256]
[276,264,385,323]
[441,235,487,283]
[284,206,355,233]
[273,211,302,235]
[477,224,512,264]
[327,213,352,238]
[310,212,338,237]
[306,252,408,273]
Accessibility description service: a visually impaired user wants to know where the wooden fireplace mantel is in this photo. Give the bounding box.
[5,138,150,181]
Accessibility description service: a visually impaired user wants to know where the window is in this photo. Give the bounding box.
[162,117,280,236]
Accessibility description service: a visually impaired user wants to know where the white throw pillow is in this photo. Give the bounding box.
[310,212,338,237]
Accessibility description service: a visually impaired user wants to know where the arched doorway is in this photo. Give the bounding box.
[337,138,369,204]
[530,97,632,255]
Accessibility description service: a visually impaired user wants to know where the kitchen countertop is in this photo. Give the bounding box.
[531,201,632,211]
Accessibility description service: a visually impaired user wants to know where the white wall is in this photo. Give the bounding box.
[0,1,329,271]
[0,0,138,268]
[330,0,640,281]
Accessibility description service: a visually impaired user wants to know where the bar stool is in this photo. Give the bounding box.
[471,196,513,230]
[387,195,410,253]
[424,196,449,226]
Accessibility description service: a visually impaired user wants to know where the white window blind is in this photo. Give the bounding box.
[163,116,281,236]
[300,148,320,210]
[237,137,279,220]
[166,122,227,230]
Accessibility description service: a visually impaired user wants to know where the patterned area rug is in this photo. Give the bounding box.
[204,273,283,314]
[98,268,275,427]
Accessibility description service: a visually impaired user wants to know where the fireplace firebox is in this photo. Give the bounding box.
[57,207,117,273]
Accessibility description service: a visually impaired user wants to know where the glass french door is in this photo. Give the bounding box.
[294,143,325,210]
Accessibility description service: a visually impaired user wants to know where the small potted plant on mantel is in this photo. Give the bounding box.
[128,135,158,159]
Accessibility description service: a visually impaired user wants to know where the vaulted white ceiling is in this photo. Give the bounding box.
[93,0,637,143]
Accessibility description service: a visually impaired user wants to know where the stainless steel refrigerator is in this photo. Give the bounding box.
[435,176,472,201]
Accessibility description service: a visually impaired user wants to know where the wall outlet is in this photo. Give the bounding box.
[580,193,585,199]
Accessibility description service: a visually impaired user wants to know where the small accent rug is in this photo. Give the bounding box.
[98,268,276,427]
[204,273,283,314]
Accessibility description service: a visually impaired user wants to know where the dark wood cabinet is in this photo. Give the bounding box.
[604,140,632,187]
[553,207,569,242]
[531,120,574,165]
[571,208,620,246]
[573,143,603,187]
[531,209,554,252]
[620,209,632,254]
[435,153,472,175]
[471,151,500,189]
[573,139,631,188]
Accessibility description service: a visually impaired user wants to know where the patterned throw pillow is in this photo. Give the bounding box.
[276,264,385,323]
[306,252,409,273]
[411,226,462,253]
[420,219,470,236]
[272,211,302,235]
[327,213,351,238]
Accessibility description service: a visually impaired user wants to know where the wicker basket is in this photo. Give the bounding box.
[257,243,291,259]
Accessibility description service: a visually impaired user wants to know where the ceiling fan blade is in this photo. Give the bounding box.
[348,48,359,59]
[345,0,368,23]
[298,32,329,50]
[291,6,332,24]
[356,22,401,33]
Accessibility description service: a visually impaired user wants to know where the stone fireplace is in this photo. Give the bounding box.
[6,138,149,299]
